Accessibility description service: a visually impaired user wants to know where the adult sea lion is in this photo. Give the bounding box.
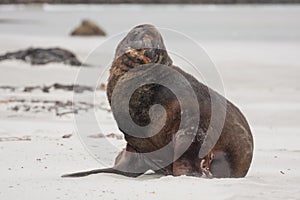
[62,24,253,178]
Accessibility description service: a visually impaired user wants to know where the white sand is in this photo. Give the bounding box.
[0,4,300,200]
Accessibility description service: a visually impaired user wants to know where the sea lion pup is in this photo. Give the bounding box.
[62,24,253,178]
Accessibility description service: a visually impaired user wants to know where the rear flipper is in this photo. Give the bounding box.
[210,150,231,178]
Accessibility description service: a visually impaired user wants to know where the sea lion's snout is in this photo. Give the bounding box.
[115,24,172,66]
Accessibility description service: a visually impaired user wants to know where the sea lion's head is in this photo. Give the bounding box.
[115,24,173,66]
[107,24,173,103]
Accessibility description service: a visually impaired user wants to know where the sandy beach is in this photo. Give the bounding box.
[0,4,299,200]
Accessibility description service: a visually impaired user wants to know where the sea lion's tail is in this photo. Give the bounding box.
[61,168,142,178]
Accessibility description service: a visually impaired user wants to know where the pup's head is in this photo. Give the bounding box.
[115,24,172,66]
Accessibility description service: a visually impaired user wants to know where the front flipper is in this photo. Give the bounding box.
[61,167,141,178]
[61,144,150,178]
[172,135,201,177]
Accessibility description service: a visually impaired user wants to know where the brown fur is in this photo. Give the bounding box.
[62,24,253,178]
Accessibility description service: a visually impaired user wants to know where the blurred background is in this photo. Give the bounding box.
[0,1,299,200]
